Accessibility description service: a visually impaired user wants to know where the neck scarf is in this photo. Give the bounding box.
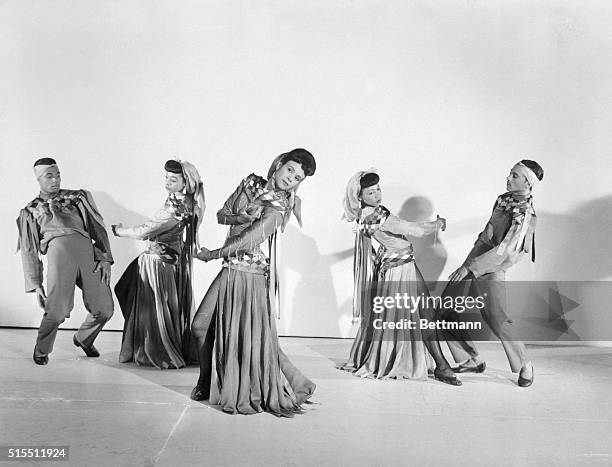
[495,192,536,260]
[359,205,390,236]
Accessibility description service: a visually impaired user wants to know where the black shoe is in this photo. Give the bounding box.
[518,366,534,387]
[33,347,48,365]
[452,360,486,374]
[190,386,210,401]
[73,335,100,357]
[434,368,462,386]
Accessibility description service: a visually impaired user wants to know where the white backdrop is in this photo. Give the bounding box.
[1,1,611,339]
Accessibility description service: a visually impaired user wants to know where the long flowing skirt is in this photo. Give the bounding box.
[116,254,186,369]
[210,266,315,416]
[342,261,433,379]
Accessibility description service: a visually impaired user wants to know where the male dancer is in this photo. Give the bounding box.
[442,160,543,387]
[17,158,114,365]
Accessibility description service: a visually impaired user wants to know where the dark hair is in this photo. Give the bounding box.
[360,172,379,190]
[34,157,57,167]
[164,160,183,175]
[281,148,316,177]
[520,159,544,181]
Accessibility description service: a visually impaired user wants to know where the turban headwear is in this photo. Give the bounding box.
[33,158,58,180]
[165,159,206,247]
[515,162,540,189]
[342,169,378,222]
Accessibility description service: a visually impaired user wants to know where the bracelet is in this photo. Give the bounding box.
[111,225,118,236]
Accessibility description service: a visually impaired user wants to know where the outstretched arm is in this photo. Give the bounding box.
[449,201,498,282]
[114,205,179,241]
[381,213,444,238]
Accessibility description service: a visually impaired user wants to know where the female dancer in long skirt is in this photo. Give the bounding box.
[113,160,204,369]
[341,170,461,385]
[191,149,317,416]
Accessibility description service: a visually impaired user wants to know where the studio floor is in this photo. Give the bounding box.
[1,329,611,467]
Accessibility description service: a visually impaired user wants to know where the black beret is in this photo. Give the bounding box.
[164,160,183,174]
[281,148,316,177]
[34,157,57,167]
[360,172,379,189]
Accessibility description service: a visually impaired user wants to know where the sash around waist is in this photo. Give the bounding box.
[375,246,415,273]
[222,252,269,275]
[145,241,180,264]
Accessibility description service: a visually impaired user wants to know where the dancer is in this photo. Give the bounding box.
[17,158,114,365]
[442,160,543,387]
[190,148,317,416]
[112,160,204,369]
[341,170,461,385]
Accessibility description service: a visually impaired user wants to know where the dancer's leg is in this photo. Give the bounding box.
[190,271,222,397]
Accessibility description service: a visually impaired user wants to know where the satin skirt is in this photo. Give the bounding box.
[116,253,186,369]
[342,261,433,379]
[210,266,315,416]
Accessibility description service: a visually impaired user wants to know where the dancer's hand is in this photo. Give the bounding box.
[34,286,46,309]
[196,247,214,262]
[436,215,446,232]
[111,223,123,237]
[448,266,469,283]
[235,209,257,224]
[94,261,112,285]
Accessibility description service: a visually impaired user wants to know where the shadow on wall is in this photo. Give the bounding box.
[536,195,612,281]
[397,196,448,282]
[278,195,612,341]
[86,191,150,329]
[91,190,150,280]
[395,193,612,282]
[436,196,612,345]
[512,196,612,343]
[279,225,353,337]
